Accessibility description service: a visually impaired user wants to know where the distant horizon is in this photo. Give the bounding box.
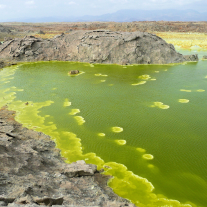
[0,0,207,22]
[1,8,207,23]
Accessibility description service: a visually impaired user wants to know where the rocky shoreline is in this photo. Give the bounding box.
[0,106,135,207]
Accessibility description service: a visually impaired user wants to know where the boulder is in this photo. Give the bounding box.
[184,54,199,61]
[69,70,79,75]
[203,55,207,59]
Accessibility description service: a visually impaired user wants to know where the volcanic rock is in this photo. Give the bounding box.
[69,70,79,75]
[0,25,11,33]
[37,30,45,35]
[0,30,198,66]
[184,54,199,61]
[0,106,135,207]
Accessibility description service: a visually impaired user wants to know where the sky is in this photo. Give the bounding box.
[0,0,207,22]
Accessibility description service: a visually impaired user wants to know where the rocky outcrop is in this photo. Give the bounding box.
[0,30,198,66]
[184,54,199,61]
[36,30,45,35]
[0,25,11,33]
[0,106,135,207]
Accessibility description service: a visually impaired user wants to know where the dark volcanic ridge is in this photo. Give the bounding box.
[0,30,198,68]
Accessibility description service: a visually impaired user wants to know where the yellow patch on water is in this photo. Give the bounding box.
[69,109,80,115]
[196,89,205,92]
[90,64,94,67]
[103,162,192,207]
[8,100,57,134]
[74,116,85,125]
[180,89,192,92]
[52,88,57,90]
[143,154,154,160]
[101,74,108,77]
[155,71,159,73]
[178,99,189,103]
[0,65,18,108]
[131,81,146,86]
[150,79,156,81]
[45,115,50,117]
[136,148,146,153]
[100,80,106,82]
[151,102,170,109]
[138,74,151,80]
[98,133,105,137]
[112,126,123,133]
[205,76,207,78]
[148,164,155,168]
[115,140,126,145]
[63,98,71,107]
[108,84,114,86]
[95,73,102,76]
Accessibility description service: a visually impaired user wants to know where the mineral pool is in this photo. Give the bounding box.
[1,49,207,207]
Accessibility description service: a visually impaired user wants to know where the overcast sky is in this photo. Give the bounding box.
[0,0,207,22]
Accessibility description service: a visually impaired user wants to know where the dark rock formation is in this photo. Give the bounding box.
[203,55,207,59]
[184,54,199,61]
[37,30,45,35]
[0,25,11,33]
[0,30,198,66]
[69,70,79,75]
[0,106,135,207]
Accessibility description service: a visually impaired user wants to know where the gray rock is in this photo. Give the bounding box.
[69,70,79,75]
[184,54,199,61]
[0,25,11,33]
[62,160,97,178]
[0,107,135,207]
[37,30,45,34]
[203,55,207,59]
[0,30,198,65]
[25,51,34,56]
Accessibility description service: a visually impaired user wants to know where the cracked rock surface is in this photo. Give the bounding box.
[0,30,198,68]
[0,106,135,207]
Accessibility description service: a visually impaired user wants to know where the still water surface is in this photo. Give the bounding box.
[0,49,207,207]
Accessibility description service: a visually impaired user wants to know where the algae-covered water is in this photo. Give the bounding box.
[1,50,207,207]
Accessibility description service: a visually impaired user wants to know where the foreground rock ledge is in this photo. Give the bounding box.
[0,107,135,207]
[0,30,198,67]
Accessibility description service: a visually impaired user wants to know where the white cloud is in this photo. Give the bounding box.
[25,1,35,5]
[68,1,76,5]
[0,4,6,9]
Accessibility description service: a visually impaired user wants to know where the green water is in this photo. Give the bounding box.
[0,50,207,207]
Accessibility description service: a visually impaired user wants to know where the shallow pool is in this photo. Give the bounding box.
[1,49,207,207]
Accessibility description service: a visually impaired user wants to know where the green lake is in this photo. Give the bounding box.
[0,49,207,207]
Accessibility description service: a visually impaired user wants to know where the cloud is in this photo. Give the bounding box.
[68,1,76,5]
[0,4,6,9]
[25,1,35,5]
